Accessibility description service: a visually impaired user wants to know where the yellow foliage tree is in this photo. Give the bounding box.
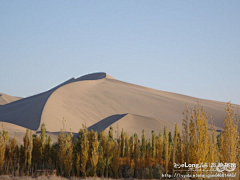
[0,124,9,174]
[163,126,169,173]
[156,132,163,165]
[112,141,120,178]
[221,103,238,164]
[90,131,99,176]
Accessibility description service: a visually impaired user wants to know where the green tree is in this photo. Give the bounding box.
[58,132,73,177]
[182,104,189,164]
[43,135,52,168]
[75,153,80,177]
[0,125,9,174]
[40,123,46,147]
[151,130,156,158]
[156,132,163,165]
[173,123,180,173]
[105,137,114,178]
[75,125,89,177]
[27,131,33,175]
[120,128,125,157]
[23,129,30,174]
[97,144,105,177]
[6,137,18,175]
[112,142,120,178]
[32,136,42,170]
[133,133,140,178]
[163,126,169,173]
[141,130,146,159]
[90,131,99,176]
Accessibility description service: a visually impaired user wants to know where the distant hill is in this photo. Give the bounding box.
[0,92,22,105]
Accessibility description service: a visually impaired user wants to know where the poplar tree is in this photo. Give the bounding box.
[163,126,169,173]
[112,142,120,178]
[75,153,80,177]
[5,143,10,174]
[133,133,140,178]
[44,135,52,168]
[19,145,25,174]
[120,128,125,157]
[151,130,156,158]
[208,119,218,164]
[58,118,73,177]
[40,123,46,167]
[40,123,46,147]
[141,130,146,159]
[145,139,153,178]
[188,109,197,164]
[27,131,33,175]
[173,123,180,173]
[195,106,210,164]
[182,104,189,164]
[221,103,238,163]
[168,131,173,172]
[7,137,18,175]
[124,133,131,172]
[184,103,214,176]
[129,135,135,175]
[98,131,107,177]
[90,131,99,176]
[105,135,114,178]
[0,125,9,174]
[32,136,42,170]
[58,132,73,177]
[124,133,129,156]
[23,129,30,174]
[156,132,163,165]
[75,125,89,177]
[97,145,105,177]
[141,129,147,173]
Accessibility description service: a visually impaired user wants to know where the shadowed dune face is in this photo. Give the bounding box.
[88,114,127,132]
[0,72,239,143]
[0,72,112,130]
[76,72,115,81]
[0,89,61,130]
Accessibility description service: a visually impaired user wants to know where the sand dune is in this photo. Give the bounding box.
[89,113,177,139]
[0,92,22,105]
[0,72,239,142]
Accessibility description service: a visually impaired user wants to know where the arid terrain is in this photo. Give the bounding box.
[0,72,239,143]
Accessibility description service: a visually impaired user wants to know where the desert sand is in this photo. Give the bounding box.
[0,72,239,143]
[0,93,21,105]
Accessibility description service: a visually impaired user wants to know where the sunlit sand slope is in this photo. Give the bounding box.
[0,72,239,143]
[0,92,22,105]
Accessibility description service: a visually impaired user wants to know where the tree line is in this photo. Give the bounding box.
[0,102,239,178]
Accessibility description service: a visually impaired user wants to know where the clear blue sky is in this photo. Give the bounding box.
[0,1,240,104]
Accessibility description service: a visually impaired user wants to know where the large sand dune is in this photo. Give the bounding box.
[0,72,239,142]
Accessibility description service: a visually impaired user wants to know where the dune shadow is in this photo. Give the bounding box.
[76,72,108,81]
[88,114,127,132]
